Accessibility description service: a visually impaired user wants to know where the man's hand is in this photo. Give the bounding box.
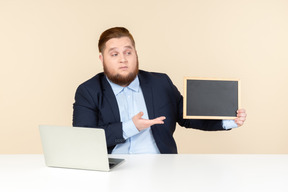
[234,109,247,127]
[132,112,166,131]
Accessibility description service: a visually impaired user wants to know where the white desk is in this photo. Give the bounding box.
[1,154,288,192]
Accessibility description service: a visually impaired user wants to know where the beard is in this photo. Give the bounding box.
[103,59,139,87]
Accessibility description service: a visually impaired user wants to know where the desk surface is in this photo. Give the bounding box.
[1,154,288,192]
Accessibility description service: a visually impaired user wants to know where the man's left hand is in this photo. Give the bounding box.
[235,109,247,127]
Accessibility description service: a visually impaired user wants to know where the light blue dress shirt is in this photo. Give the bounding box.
[107,76,237,154]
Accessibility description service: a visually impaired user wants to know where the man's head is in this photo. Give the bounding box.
[98,27,138,87]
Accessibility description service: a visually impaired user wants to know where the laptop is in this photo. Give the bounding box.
[39,125,124,171]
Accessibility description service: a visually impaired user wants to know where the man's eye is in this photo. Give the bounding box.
[111,53,118,57]
[125,52,131,55]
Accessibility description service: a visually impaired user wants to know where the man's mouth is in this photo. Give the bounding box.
[119,66,128,70]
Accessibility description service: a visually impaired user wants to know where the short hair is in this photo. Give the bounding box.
[98,27,135,53]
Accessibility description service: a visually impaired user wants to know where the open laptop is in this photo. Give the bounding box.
[39,125,124,171]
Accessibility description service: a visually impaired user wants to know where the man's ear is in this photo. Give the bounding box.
[99,53,103,63]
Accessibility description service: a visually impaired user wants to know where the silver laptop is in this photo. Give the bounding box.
[39,125,124,171]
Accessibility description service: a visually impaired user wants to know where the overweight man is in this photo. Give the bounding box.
[72,27,247,154]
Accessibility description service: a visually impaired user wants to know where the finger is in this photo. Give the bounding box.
[234,119,241,126]
[237,113,247,117]
[237,113,246,117]
[237,110,247,117]
[135,111,144,119]
[154,116,166,123]
[151,121,164,125]
[236,120,244,126]
[236,115,246,121]
[237,109,246,113]
[146,116,165,123]
[139,119,160,128]
[236,115,246,124]
[239,116,246,120]
[154,116,166,121]
[150,117,166,125]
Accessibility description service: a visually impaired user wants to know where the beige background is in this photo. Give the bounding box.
[0,0,287,154]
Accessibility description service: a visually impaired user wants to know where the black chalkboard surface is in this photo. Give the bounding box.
[183,77,240,119]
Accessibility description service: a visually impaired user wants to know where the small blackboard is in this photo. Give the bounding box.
[183,77,240,119]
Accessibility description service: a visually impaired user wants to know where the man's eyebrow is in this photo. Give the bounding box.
[108,47,117,52]
[124,45,133,49]
[108,46,133,53]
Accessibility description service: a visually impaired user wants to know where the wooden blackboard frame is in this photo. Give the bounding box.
[183,77,241,119]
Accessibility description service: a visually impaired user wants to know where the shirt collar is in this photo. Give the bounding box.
[106,76,140,96]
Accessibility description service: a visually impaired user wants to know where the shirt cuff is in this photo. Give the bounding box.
[122,120,139,139]
[222,120,238,130]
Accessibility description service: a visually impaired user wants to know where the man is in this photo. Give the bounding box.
[73,27,247,154]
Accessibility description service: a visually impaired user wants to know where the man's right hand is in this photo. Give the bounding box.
[132,112,166,131]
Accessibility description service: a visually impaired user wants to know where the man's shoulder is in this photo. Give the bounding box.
[76,72,106,93]
[80,72,105,86]
[138,70,175,90]
[138,70,169,80]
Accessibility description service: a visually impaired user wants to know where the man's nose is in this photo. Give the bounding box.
[119,53,127,63]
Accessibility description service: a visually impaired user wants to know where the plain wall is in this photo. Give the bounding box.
[0,0,287,154]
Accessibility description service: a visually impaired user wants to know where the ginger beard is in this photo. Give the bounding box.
[103,57,139,87]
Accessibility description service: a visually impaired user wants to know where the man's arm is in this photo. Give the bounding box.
[161,74,227,131]
[72,84,125,148]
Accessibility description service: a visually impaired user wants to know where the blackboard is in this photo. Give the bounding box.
[183,77,240,119]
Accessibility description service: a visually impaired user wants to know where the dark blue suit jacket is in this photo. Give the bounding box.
[73,70,226,154]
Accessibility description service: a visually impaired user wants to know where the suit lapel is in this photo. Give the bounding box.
[138,72,155,119]
[101,75,121,122]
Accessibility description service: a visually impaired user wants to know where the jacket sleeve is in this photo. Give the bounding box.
[72,84,125,150]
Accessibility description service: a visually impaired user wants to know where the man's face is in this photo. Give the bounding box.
[100,37,138,87]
